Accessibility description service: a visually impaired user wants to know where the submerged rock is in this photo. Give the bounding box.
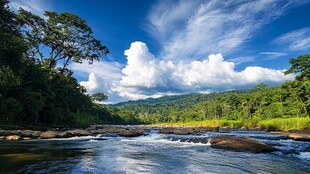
[178,137,209,144]
[210,136,276,153]
[23,137,32,140]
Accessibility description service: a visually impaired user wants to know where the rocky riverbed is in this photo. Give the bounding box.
[0,126,309,153]
[0,126,309,173]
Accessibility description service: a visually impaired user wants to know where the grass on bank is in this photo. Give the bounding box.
[154,117,310,131]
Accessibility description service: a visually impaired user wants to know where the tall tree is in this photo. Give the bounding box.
[17,9,109,76]
[285,54,310,80]
[285,54,310,116]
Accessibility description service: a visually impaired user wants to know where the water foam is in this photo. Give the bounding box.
[121,133,209,147]
[297,152,310,160]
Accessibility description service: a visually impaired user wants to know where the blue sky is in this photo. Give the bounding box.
[10,0,310,103]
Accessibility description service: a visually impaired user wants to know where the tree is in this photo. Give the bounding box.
[17,9,109,76]
[285,54,310,80]
[285,54,310,116]
[91,92,108,102]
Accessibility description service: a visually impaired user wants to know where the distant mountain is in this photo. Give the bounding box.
[113,89,249,107]
[113,93,196,106]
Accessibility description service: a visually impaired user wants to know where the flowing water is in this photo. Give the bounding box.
[0,129,309,174]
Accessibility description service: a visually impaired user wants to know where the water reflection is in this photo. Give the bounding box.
[0,131,309,174]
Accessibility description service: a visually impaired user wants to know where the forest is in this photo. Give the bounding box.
[0,0,127,128]
[112,54,309,130]
[0,1,309,130]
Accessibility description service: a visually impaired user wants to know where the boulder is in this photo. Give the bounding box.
[288,133,310,141]
[160,127,194,135]
[6,135,22,140]
[58,131,72,138]
[105,128,127,133]
[21,130,41,138]
[0,130,21,136]
[173,128,193,135]
[159,127,175,134]
[0,130,11,136]
[210,136,276,153]
[120,129,144,137]
[193,126,219,133]
[89,128,106,134]
[67,129,91,136]
[40,131,60,139]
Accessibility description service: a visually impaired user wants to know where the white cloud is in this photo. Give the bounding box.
[259,52,288,60]
[72,42,293,103]
[273,27,310,51]
[70,61,124,103]
[259,52,287,56]
[147,0,305,62]
[110,41,294,101]
[80,73,101,92]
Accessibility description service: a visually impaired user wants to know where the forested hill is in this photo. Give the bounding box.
[114,90,251,107]
[114,93,203,106]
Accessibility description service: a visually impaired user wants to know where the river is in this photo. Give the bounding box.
[0,128,309,173]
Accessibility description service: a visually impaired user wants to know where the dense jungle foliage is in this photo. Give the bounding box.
[0,0,309,130]
[0,0,130,128]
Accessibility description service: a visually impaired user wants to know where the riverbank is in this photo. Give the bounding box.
[0,124,309,142]
[153,117,310,131]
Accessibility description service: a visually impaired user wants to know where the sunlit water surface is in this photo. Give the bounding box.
[0,130,309,174]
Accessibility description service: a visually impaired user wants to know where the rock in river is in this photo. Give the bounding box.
[210,136,276,153]
[67,129,91,136]
[40,130,70,139]
[21,130,41,138]
[120,129,144,137]
[6,135,22,140]
[159,127,193,135]
[288,133,310,141]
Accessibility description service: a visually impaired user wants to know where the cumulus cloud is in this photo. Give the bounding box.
[72,41,294,102]
[111,41,294,100]
[273,27,310,51]
[147,0,306,62]
[70,61,125,103]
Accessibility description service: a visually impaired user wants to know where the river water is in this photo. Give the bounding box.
[0,129,309,174]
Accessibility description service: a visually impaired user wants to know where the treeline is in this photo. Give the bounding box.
[0,1,128,128]
[1,1,309,129]
[113,54,309,126]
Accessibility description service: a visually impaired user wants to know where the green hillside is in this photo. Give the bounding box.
[110,55,309,130]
